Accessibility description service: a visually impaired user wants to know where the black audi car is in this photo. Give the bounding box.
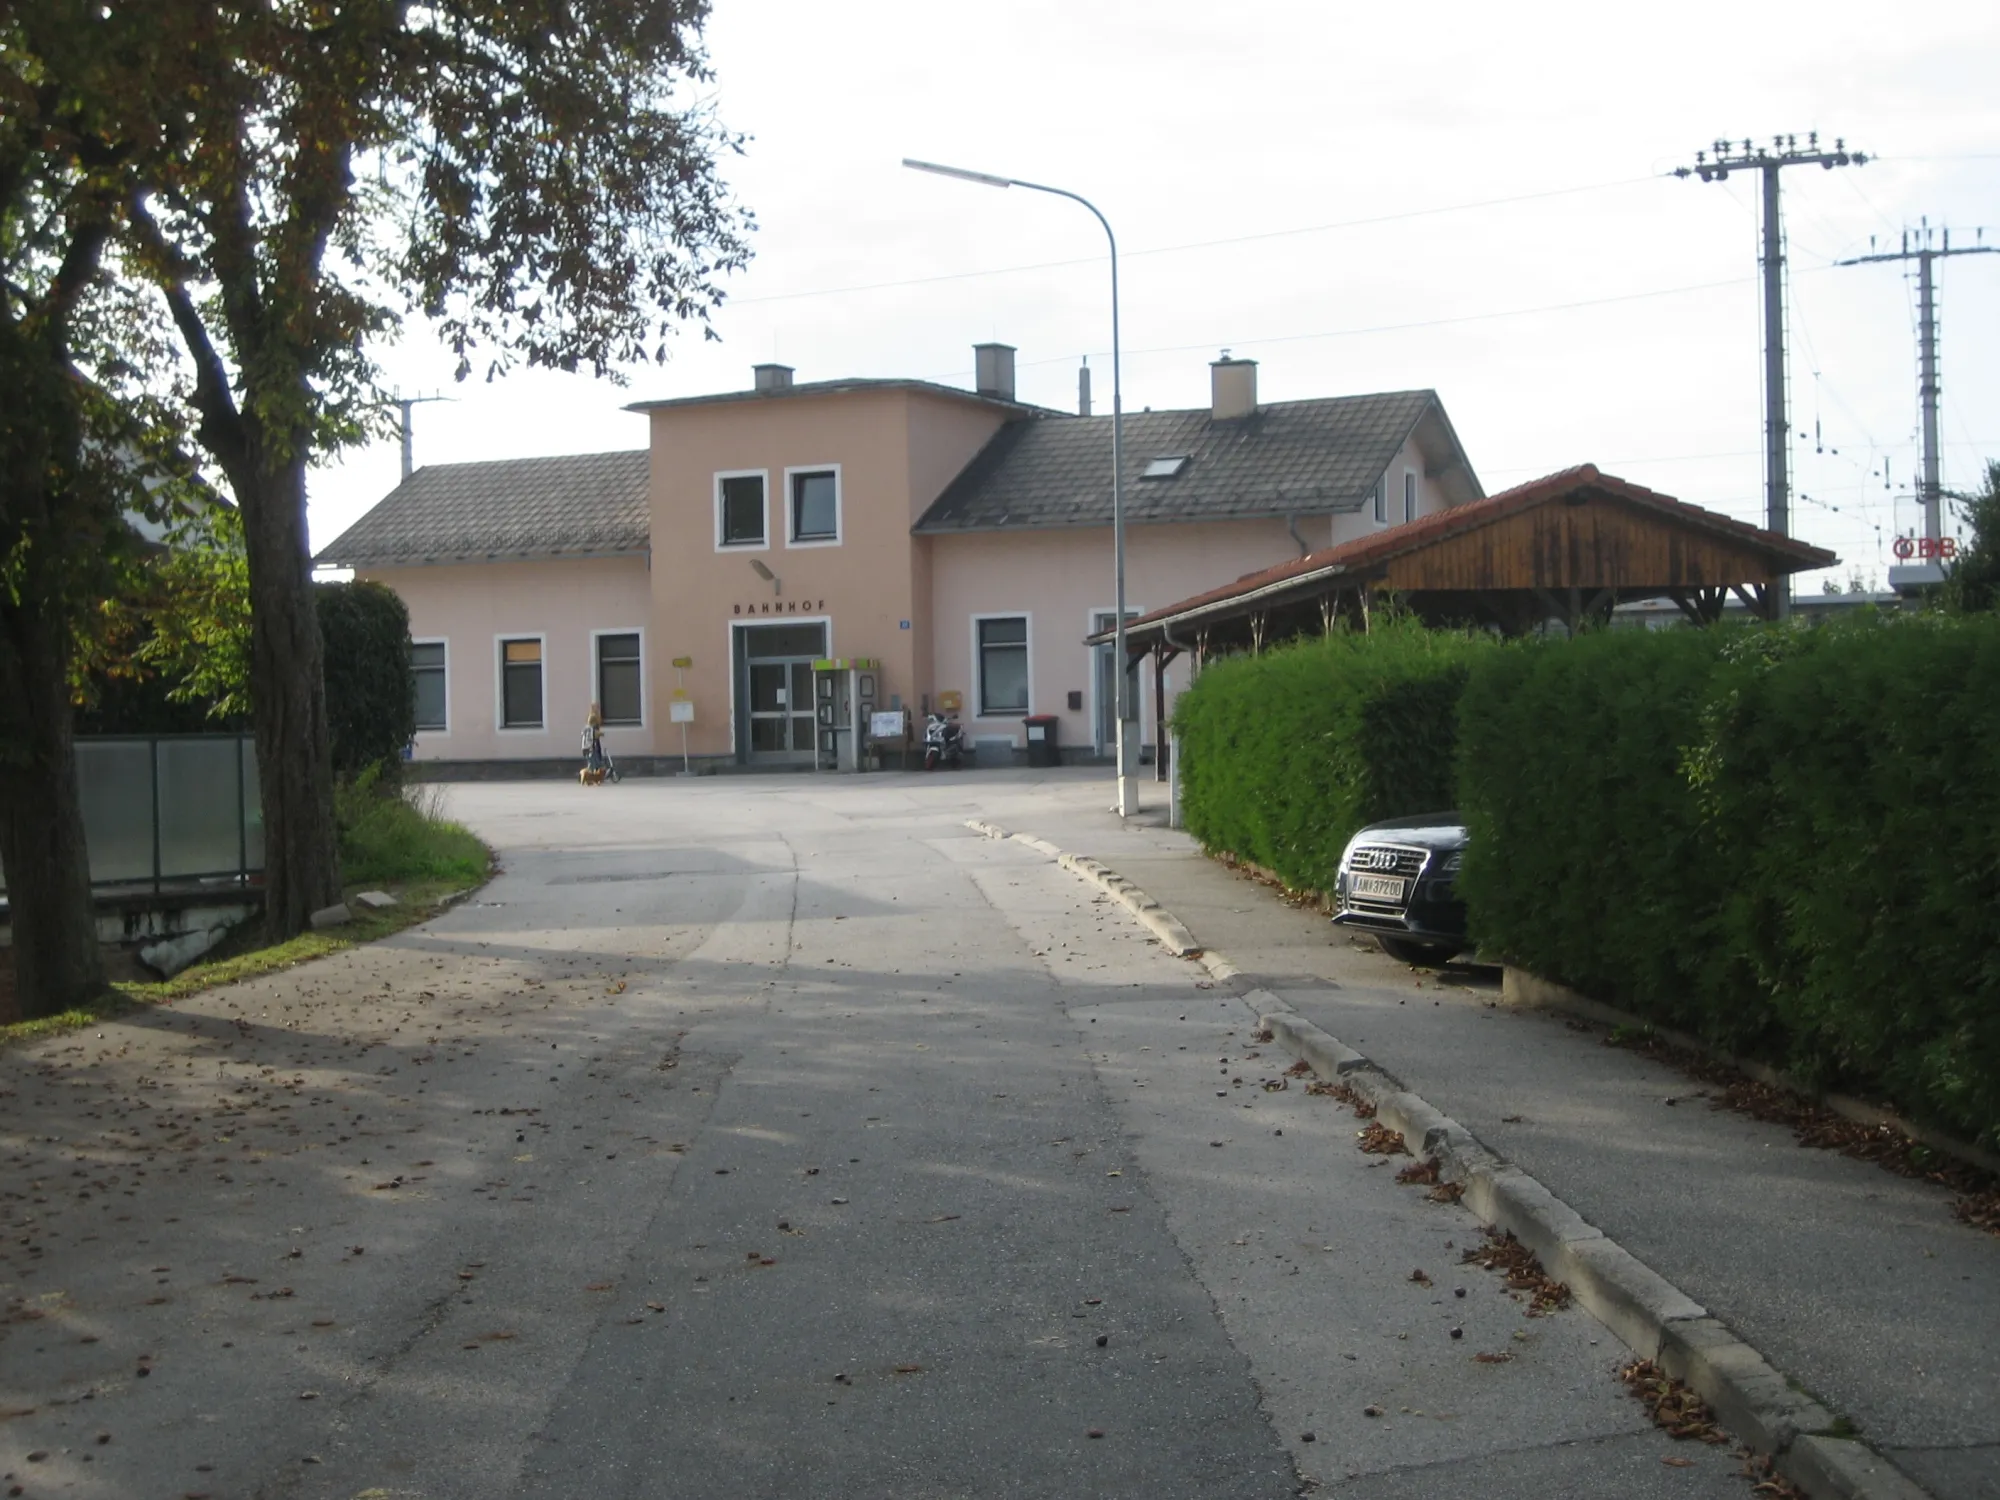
[1330,811,1470,964]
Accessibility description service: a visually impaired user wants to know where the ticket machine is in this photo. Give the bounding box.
[813,658,879,772]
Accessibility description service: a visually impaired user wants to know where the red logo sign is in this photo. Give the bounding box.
[1892,536,1958,561]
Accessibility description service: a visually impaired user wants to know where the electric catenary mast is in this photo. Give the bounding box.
[1677,135,1866,618]
[1838,224,1994,553]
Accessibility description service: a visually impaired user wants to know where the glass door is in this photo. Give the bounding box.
[748,662,794,754]
[737,622,828,765]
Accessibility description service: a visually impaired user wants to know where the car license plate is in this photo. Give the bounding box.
[1351,874,1405,902]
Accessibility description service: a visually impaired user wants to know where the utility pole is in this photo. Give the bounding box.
[1677,134,1866,617]
[394,394,449,482]
[1837,224,1993,543]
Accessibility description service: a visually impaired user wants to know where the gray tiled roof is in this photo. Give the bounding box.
[314,451,649,567]
[914,390,1455,533]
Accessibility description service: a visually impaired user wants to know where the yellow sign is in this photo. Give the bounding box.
[672,655,693,669]
[937,690,963,712]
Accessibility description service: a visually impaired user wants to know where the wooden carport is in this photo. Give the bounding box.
[1089,465,1837,776]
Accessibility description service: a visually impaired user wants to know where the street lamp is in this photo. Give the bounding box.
[902,157,1138,817]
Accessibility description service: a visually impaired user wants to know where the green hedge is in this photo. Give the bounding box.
[1455,626,1740,1033]
[315,580,415,778]
[1458,613,2000,1147]
[1172,621,1495,892]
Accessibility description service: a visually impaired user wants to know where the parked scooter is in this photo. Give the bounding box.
[922,713,965,771]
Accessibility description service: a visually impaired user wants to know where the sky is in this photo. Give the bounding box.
[307,0,2000,594]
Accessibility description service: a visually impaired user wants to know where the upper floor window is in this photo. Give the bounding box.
[717,472,768,548]
[1372,476,1387,525]
[500,637,544,729]
[412,641,447,732]
[789,468,840,544]
[596,632,643,726]
[1403,470,1417,523]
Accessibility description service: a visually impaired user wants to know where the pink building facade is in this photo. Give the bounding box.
[318,351,1482,770]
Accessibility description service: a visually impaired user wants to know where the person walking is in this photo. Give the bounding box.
[581,702,606,784]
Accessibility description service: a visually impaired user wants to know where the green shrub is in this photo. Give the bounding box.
[1457,612,2000,1147]
[1696,613,2000,1139]
[316,580,416,778]
[1455,625,1744,1036]
[1173,621,1495,892]
[335,771,487,888]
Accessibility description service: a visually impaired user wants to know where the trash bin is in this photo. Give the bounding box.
[1023,714,1060,768]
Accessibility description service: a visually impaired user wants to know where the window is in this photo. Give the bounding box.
[412,641,447,731]
[1403,470,1417,523]
[718,472,767,547]
[789,468,839,543]
[977,616,1029,716]
[1142,455,1189,479]
[500,638,543,728]
[596,632,642,725]
[1372,476,1387,525]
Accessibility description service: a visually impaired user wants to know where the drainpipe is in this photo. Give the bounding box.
[1286,515,1311,557]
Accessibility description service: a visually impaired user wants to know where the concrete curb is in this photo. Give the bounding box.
[963,819,1202,958]
[1260,1010,1931,1500]
[961,814,1932,1499]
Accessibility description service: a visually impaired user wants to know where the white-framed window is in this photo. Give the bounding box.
[411,638,448,732]
[1372,476,1387,525]
[498,635,546,729]
[1403,469,1417,523]
[715,470,769,549]
[785,464,841,546]
[593,629,644,726]
[975,614,1030,717]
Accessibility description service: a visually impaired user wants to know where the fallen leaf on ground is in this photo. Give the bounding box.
[1356,1122,1409,1156]
[1461,1228,1572,1315]
[1619,1359,1731,1444]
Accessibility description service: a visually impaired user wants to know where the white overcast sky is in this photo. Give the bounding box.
[308,0,2000,591]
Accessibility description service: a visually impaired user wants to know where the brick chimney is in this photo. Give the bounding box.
[1210,353,1257,420]
[974,343,1016,402]
[753,363,794,393]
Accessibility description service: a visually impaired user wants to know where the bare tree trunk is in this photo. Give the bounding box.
[0,588,106,1019]
[240,453,340,940]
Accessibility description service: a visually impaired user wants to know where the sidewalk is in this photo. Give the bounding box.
[971,773,2000,1500]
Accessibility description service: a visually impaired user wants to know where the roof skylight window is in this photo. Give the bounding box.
[1142,455,1190,479]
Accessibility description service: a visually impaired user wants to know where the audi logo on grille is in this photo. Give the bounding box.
[1351,849,1401,872]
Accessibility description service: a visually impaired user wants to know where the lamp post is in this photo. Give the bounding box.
[902,157,1137,816]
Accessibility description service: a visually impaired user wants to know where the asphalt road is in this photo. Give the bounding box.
[1,770,1753,1499]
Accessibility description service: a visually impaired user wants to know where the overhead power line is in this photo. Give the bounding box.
[731,174,1659,308]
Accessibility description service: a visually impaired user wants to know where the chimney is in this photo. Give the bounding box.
[974,343,1016,402]
[1078,358,1092,417]
[1210,352,1257,420]
[753,363,794,393]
